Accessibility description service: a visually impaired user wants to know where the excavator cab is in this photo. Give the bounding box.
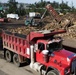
[25,12,45,26]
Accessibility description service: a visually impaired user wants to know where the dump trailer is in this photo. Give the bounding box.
[0,29,76,75]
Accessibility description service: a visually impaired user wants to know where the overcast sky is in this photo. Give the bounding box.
[0,0,76,7]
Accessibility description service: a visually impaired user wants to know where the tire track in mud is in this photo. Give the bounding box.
[0,70,8,75]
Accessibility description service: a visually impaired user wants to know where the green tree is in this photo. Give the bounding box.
[8,0,18,13]
[18,4,26,16]
[51,1,59,8]
[59,0,71,13]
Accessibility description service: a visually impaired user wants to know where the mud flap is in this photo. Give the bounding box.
[73,67,76,75]
[74,67,76,75]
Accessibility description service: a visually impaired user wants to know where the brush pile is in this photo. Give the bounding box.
[4,13,76,40]
[6,26,39,35]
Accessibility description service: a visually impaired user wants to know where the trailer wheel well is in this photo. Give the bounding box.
[46,67,59,74]
[46,67,54,73]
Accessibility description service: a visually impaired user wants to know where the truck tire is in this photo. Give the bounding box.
[5,50,12,62]
[47,70,59,75]
[13,54,21,67]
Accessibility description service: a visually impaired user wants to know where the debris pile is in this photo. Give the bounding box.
[3,13,76,40]
[6,26,39,35]
[42,13,76,40]
[59,25,76,40]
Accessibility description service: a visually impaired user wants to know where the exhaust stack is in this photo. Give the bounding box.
[30,45,43,73]
[30,45,35,68]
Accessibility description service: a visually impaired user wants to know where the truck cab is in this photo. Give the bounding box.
[35,36,76,75]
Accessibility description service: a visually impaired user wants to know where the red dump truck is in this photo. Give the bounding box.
[0,29,76,75]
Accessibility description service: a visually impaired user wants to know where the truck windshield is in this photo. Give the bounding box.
[46,42,62,52]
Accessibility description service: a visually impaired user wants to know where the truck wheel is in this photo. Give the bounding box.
[13,54,21,67]
[47,70,59,75]
[5,50,12,62]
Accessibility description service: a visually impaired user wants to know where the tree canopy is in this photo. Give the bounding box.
[0,0,76,16]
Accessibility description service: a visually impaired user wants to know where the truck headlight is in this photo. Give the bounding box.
[74,54,76,57]
[67,58,70,62]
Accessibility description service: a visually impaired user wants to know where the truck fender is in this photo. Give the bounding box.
[46,66,60,75]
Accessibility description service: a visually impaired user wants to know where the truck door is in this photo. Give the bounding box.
[36,43,45,63]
